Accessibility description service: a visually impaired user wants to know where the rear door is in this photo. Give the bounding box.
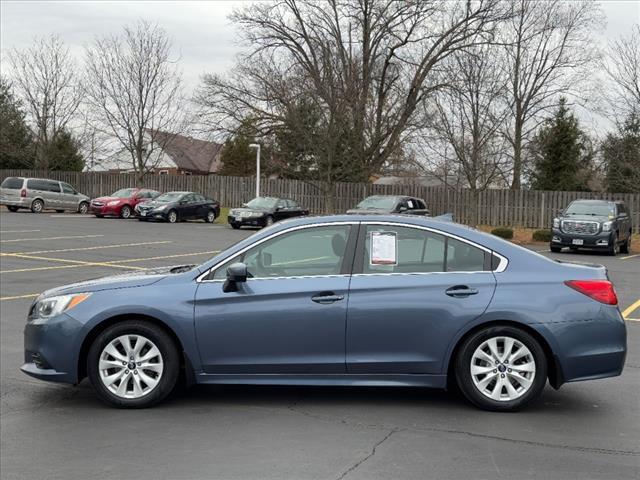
[346,223,496,374]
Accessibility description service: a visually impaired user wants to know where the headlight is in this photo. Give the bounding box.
[602,221,613,232]
[107,200,120,206]
[553,218,560,228]
[230,209,238,216]
[28,293,91,321]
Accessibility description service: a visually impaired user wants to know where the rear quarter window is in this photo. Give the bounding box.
[1,177,24,189]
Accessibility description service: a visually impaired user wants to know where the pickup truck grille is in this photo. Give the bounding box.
[561,220,599,235]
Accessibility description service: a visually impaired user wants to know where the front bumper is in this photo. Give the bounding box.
[21,313,84,384]
[227,214,267,227]
[90,204,120,216]
[551,228,613,249]
[136,208,168,220]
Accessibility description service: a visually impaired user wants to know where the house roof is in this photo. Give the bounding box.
[149,130,223,174]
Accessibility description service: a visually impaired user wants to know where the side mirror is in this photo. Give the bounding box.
[223,262,248,293]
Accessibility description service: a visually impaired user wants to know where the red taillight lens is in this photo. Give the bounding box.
[564,280,618,305]
[20,189,27,197]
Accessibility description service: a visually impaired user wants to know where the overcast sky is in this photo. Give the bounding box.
[2,0,639,91]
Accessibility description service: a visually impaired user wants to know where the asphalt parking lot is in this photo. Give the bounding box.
[1,210,638,480]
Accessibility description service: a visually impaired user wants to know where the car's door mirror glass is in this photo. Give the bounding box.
[223,262,248,292]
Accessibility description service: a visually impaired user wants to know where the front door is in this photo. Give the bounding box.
[194,223,355,374]
[346,223,496,374]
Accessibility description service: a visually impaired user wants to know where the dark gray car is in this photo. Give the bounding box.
[551,199,633,255]
[0,177,90,214]
[347,195,430,216]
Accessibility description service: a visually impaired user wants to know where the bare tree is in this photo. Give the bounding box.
[422,44,511,223]
[7,35,82,170]
[84,20,184,181]
[196,0,509,210]
[501,0,600,189]
[601,24,640,119]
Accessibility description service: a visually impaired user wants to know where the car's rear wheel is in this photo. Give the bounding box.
[204,210,216,223]
[87,320,179,408]
[455,326,547,412]
[120,205,132,219]
[620,233,631,254]
[78,202,89,214]
[167,210,178,223]
[7,206,18,212]
[550,245,561,253]
[31,199,44,213]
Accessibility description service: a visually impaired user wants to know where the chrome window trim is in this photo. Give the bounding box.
[196,221,358,283]
[196,219,509,283]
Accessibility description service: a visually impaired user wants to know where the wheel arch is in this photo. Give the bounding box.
[31,197,45,207]
[77,313,189,383]
[445,319,562,390]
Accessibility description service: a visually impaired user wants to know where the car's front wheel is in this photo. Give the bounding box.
[167,210,178,223]
[550,245,561,253]
[120,205,132,219]
[455,326,547,412]
[608,233,619,256]
[87,320,180,408]
[620,233,631,254]
[204,210,216,223]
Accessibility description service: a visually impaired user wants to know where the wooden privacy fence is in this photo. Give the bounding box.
[1,170,639,232]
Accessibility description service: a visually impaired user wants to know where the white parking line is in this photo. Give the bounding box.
[0,234,104,243]
[619,253,640,260]
[3,240,172,255]
[0,229,41,234]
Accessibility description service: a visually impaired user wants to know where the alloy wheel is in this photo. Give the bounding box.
[470,336,536,402]
[32,200,43,213]
[168,211,177,223]
[121,206,131,219]
[98,334,164,399]
[207,211,215,223]
[79,202,89,214]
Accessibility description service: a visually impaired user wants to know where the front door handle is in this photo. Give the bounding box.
[311,291,345,304]
[445,285,479,297]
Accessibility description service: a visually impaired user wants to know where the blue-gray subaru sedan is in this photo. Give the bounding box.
[22,215,627,411]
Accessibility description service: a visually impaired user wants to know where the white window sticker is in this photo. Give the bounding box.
[370,231,397,265]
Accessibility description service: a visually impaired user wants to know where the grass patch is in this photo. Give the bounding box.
[215,207,230,224]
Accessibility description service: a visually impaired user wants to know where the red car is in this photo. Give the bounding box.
[90,188,160,219]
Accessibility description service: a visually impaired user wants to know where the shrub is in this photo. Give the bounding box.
[491,227,514,239]
[532,229,552,242]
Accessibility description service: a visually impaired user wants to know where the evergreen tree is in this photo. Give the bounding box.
[603,112,640,193]
[47,130,85,171]
[0,77,35,169]
[219,119,260,177]
[530,98,592,191]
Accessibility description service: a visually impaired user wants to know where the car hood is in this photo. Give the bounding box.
[36,265,195,298]
[232,207,269,213]
[92,196,124,203]
[138,200,172,209]
[560,214,610,222]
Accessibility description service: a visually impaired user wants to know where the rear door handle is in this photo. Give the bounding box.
[445,285,479,297]
[311,291,345,304]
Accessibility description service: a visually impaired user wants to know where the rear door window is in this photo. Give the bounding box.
[446,237,486,272]
[1,177,23,189]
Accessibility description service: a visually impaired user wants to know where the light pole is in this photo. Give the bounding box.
[249,143,261,197]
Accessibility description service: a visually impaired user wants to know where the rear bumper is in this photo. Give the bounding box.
[535,305,627,385]
[1,197,30,208]
[551,228,613,249]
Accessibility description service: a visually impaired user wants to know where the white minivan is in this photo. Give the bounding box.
[0,177,90,214]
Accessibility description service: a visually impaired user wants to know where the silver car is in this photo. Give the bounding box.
[0,177,90,214]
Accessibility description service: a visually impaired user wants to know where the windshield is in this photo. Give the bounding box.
[155,192,184,203]
[111,188,136,198]
[565,202,614,217]
[356,196,398,210]
[246,197,278,209]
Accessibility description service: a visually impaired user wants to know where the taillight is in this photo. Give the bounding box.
[20,189,27,197]
[564,280,618,305]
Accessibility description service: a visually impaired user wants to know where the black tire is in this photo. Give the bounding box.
[167,209,178,223]
[230,223,241,229]
[87,320,180,408]
[78,202,89,214]
[620,233,631,254]
[7,206,18,212]
[120,205,132,219]
[204,210,216,223]
[608,233,619,256]
[30,199,44,213]
[550,245,561,253]
[454,325,547,412]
